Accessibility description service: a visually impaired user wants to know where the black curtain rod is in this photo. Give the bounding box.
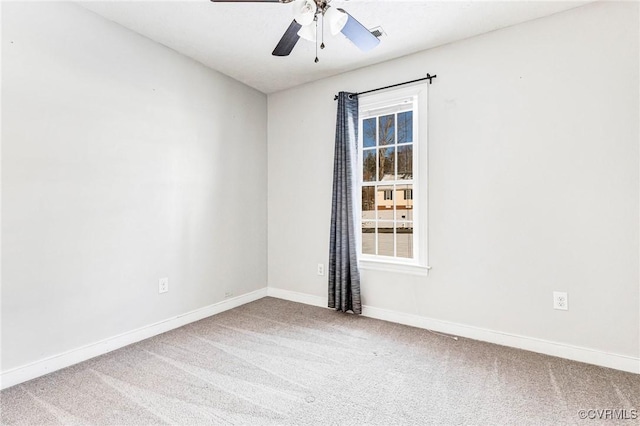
[333,73,436,101]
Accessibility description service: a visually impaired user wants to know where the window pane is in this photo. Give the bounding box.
[378,147,395,181]
[396,223,413,258]
[363,118,376,148]
[363,149,376,182]
[397,111,413,143]
[362,187,375,219]
[397,145,412,179]
[395,184,413,221]
[362,187,376,256]
[377,185,394,221]
[377,222,394,257]
[379,115,395,146]
[362,224,375,255]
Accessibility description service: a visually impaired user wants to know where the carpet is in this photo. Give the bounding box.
[1,297,638,425]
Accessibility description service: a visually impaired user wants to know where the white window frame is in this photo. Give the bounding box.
[356,83,429,275]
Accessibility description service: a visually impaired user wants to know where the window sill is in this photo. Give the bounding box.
[359,259,431,276]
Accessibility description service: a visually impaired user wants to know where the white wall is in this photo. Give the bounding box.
[1,2,267,371]
[268,1,639,360]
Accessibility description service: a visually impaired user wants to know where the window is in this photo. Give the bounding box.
[357,84,428,273]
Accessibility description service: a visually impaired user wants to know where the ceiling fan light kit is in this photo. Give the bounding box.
[292,0,317,26]
[297,19,317,42]
[324,6,348,36]
[211,0,380,62]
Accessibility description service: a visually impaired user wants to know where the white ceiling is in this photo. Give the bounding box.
[79,0,592,93]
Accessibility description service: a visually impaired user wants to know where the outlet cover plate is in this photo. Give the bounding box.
[317,263,325,276]
[159,277,169,294]
[553,291,568,310]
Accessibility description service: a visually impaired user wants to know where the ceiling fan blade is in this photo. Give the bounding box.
[272,20,302,56]
[338,9,380,52]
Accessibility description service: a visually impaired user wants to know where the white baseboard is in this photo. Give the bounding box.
[0,287,268,390]
[266,287,640,374]
[3,285,637,390]
[267,287,329,308]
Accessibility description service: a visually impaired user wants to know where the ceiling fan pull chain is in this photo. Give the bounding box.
[320,12,325,50]
[314,16,319,63]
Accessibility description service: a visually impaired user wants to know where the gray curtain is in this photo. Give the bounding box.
[328,92,362,314]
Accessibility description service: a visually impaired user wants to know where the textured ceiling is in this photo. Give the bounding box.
[79,0,592,94]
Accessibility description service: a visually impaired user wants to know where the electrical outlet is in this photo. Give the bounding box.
[317,263,325,276]
[224,291,233,298]
[553,291,568,310]
[159,277,169,294]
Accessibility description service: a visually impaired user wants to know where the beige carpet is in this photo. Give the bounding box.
[1,297,638,425]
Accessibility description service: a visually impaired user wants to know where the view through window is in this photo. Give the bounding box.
[360,93,418,261]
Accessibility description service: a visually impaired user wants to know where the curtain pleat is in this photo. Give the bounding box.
[328,92,361,314]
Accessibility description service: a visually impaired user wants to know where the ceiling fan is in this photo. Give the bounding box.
[210,0,380,62]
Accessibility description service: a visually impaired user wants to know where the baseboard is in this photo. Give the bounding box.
[0,287,268,390]
[266,287,640,374]
[4,285,637,390]
[267,287,329,308]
